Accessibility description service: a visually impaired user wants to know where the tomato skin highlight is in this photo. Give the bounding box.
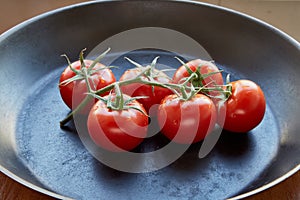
[59,60,116,110]
[157,94,217,144]
[218,80,266,133]
[173,59,223,87]
[120,68,173,114]
[87,95,148,152]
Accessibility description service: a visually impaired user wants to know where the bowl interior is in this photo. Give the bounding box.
[0,1,299,199]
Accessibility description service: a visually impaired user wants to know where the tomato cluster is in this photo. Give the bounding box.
[59,49,266,152]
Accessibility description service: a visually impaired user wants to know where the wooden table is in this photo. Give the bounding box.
[0,0,299,199]
[1,169,299,199]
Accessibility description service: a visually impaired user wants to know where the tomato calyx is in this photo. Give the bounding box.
[202,74,233,101]
[124,56,173,91]
[88,55,174,116]
[59,48,114,88]
[175,57,223,88]
[174,57,233,102]
[175,73,200,101]
[89,84,149,116]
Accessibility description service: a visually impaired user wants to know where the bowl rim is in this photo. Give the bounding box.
[0,0,299,199]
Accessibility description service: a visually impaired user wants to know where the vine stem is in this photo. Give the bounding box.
[59,72,232,127]
[60,59,231,126]
[59,77,165,126]
[60,95,93,126]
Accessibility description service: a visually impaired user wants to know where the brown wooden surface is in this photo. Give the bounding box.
[0,0,299,199]
[1,169,300,200]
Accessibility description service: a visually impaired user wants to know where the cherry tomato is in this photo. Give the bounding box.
[59,60,116,110]
[173,59,223,97]
[218,80,266,133]
[120,68,172,114]
[87,94,148,152]
[157,94,217,144]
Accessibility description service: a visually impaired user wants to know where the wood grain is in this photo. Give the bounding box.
[0,0,299,199]
[0,170,299,199]
[0,173,52,200]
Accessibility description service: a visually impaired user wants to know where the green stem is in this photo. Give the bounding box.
[182,73,198,86]
[95,78,140,95]
[60,78,142,126]
[60,95,93,126]
[226,84,233,99]
[60,70,232,126]
[114,84,124,110]
[83,68,92,93]
[180,86,188,100]
[94,77,180,96]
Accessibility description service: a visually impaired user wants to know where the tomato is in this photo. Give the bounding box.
[157,94,217,144]
[119,67,172,114]
[173,59,223,98]
[87,94,148,152]
[59,60,116,110]
[217,80,266,133]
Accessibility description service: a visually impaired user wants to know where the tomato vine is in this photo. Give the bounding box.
[59,48,232,127]
[59,47,266,147]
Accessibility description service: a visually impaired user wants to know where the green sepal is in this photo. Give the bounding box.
[87,47,111,73]
[59,74,84,86]
[175,56,194,75]
[125,105,149,117]
[61,54,81,75]
[124,57,143,68]
[79,48,87,69]
[87,92,107,102]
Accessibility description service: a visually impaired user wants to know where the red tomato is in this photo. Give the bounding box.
[119,68,172,114]
[218,80,266,133]
[59,60,116,110]
[157,94,217,144]
[173,59,223,97]
[87,94,148,152]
